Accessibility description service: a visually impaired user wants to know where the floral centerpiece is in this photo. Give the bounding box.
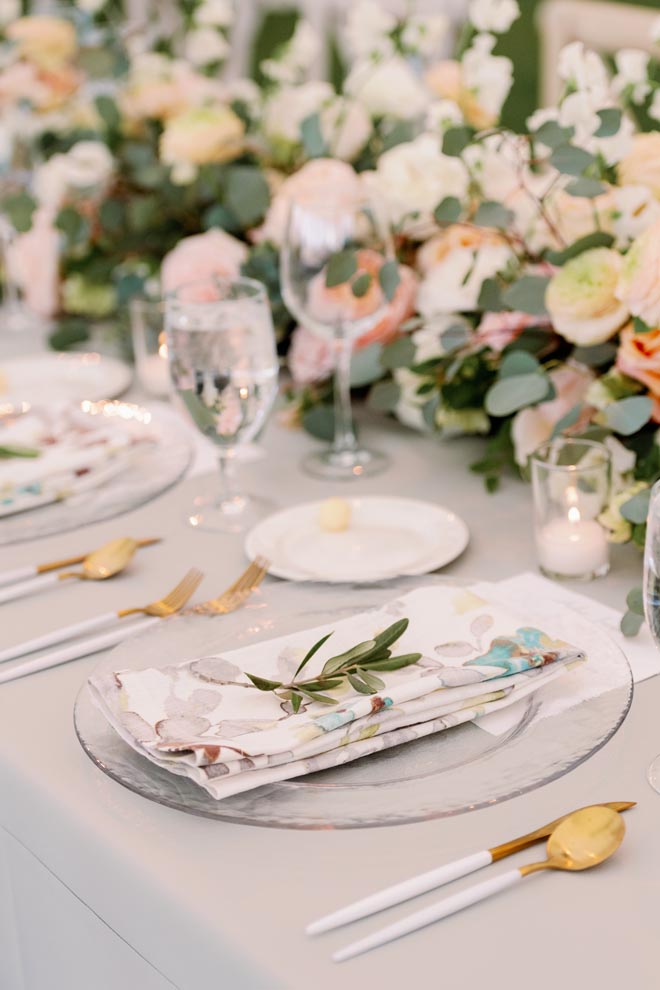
[2,0,660,629]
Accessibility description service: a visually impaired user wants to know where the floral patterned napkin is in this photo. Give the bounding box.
[90,585,586,800]
[0,403,156,517]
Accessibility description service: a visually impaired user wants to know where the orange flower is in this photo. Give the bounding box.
[616,322,660,421]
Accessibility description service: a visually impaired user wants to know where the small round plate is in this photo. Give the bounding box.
[0,352,132,406]
[244,496,469,582]
[74,576,633,829]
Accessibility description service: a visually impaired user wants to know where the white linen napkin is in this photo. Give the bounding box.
[90,584,585,800]
[0,403,157,517]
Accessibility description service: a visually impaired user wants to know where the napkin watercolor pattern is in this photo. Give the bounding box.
[90,586,586,800]
[0,403,157,517]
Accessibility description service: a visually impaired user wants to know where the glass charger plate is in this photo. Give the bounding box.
[74,576,633,829]
[0,401,192,545]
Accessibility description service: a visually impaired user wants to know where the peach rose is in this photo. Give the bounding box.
[7,16,77,69]
[307,251,416,347]
[616,219,660,327]
[512,363,594,466]
[616,322,660,421]
[7,207,60,318]
[417,224,508,275]
[253,158,364,247]
[120,54,226,123]
[618,133,660,200]
[543,187,617,248]
[161,229,248,294]
[475,311,550,353]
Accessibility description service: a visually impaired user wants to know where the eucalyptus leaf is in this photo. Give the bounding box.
[302,406,335,441]
[441,323,470,352]
[349,343,383,387]
[379,260,400,302]
[532,120,574,149]
[442,126,474,156]
[502,276,551,316]
[550,144,596,176]
[300,112,327,158]
[499,351,541,377]
[1,191,36,233]
[478,277,505,312]
[565,177,607,198]
[473,201,514,229]
[225,166,270,227]
[602,396,653,436]
[381,337,416,370]
[434,196,462,224]
[326,249,358,287]
[633,316,653,334]
[351,272,372,298]
[626,586,645,616]
[595,108,622,138]
[485,373,551,417]
[620,489,651,525]
[368,381,401,413]
[572,342,618,367]
[545,231,614,266]
[620,610,644,637]
[551,402,583,438]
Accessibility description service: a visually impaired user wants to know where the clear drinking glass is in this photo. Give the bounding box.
[644,481,660,791]
[165,275,279,533]
[280,195,394,480]
[129,298,171,398]
[530,438,611,581]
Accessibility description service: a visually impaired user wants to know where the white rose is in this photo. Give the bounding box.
[183,27,229,66]
[613,49,651,104]
[194,0,234,27]
[559,90,634,165]
[426,99,464,134]
[418,242,513,314]
[394,367,429,431]
[612,185,660,246]
[401,15,449,58]
[263,81,333,145]
[463,131,528,202]
[557,41,609,97]
[344,1,397,59]
[469,0,520,33]
[261,21,320,85]
[65,141,114,189]
[320,97,371,162]
[362,133,468,232]
[461,34,513,123]
[345,55,429,120]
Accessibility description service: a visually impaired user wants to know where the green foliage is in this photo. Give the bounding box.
[368,380,401,413]
[378,260,400,302]
[545,232,614,266]
[300,113,327,158]
[473,201,514,229]
[225,165,270,227]
[442,126,475,157]
[601,396,653,436]
[485,372,551,417]
[434,197,462,224]
[620,489,651,524]
[1,191,36,233]
[502,276,551,316]
[381,337,416,370]
[549,144,597,176]
[326,249,358,287]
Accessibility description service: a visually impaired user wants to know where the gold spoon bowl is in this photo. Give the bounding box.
[57,537,141,581]
[520,805,625,877]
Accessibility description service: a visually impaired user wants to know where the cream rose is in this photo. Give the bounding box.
[362,134,468,234]
[546,248,629,345]
[262,81,333,146]
[618,133,660,200]
[417,225,513,314]
[253,158,364,247]
[616,219,660,327]
[7,16,77,69]
[345,55,430,120]
[616,322,660,421]
[161,229,248,294]
[160,105,244,174]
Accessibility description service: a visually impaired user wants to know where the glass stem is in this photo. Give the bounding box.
[217,450,239,506]
[332,329,358,454]
[0,221,20,313]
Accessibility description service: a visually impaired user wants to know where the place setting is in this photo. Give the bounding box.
[3,0,660,984]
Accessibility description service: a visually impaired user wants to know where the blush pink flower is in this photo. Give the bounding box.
[511,363,594,466]
[7,207,60,318]
[161,229,248,295]
[475,310,551,353]
[253,158,364,246]
[288,326,336,384]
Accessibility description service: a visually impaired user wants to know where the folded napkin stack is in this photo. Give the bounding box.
[90,585,586,801]
[0,403,157,517]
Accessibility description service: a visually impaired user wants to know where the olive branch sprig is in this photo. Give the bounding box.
[245,618,421,713]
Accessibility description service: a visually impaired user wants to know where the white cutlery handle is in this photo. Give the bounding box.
[333,869,523,963]
[307,850,492,935]
[0,565,36,589]
[0,572,60,604]
[0,617,160,685]
[0,611,119,664]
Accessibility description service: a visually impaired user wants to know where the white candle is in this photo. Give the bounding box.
[139,353,170,397]
[536,509,609,578]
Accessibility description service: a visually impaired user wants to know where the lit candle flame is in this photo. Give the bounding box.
[158,331,168,360]
[568,506,581,524]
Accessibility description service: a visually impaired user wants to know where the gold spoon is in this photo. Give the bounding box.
[334,806,626,962]
[57,537,144,581]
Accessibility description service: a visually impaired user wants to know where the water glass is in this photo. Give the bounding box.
[129,298,170,398]
[531,438,611,580]
[165,275,279,533]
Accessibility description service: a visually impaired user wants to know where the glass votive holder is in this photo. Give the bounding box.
[129,298,171,398]
[531,438,611,581]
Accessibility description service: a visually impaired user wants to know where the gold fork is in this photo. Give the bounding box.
[0,568,206,666]
[117,567,204,618]
[190,557,269,616]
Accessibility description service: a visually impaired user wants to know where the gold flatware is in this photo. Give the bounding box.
[37,537,160,575]
[309,800,635,936]
[118,567,204,618]
[0,567,206,667]
[190,557,269,615]
[56,537,152,582]
[334,806,627,962]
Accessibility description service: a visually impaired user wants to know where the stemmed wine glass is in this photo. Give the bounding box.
[644,479,660,790]
[281,195,395,480]
[165,275,279,533]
